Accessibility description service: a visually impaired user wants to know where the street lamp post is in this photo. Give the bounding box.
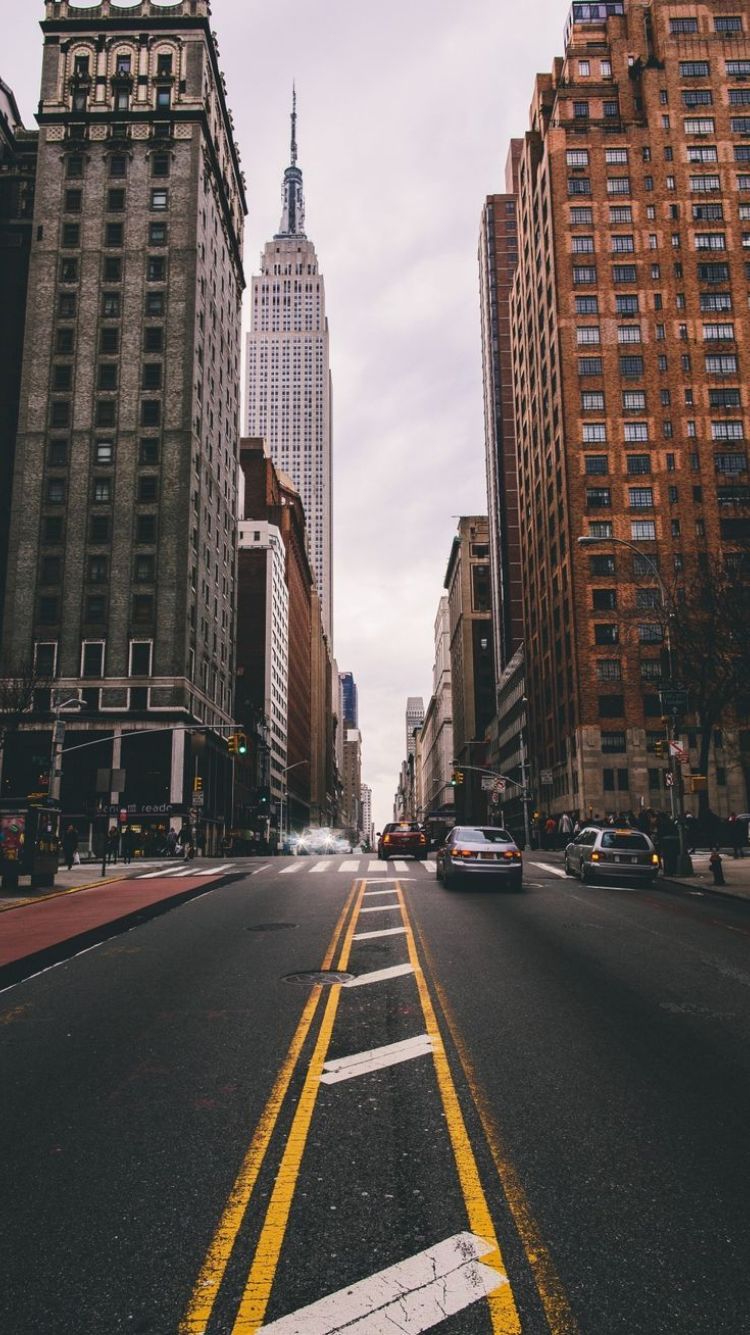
[280,759,309,839]
[577,535,693,876]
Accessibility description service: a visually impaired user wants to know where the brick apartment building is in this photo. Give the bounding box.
[0,0,246,850]
[509,0,750,818]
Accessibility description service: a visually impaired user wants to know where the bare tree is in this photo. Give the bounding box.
[668,554,750,816]
[0,660,52,772]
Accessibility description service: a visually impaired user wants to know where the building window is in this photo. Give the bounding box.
[579,357,603,376]
[93,478,112,504]
[149,222,167,246]
[150,188,169,211]
[138,476,158,502]
[139,439,160,465]
[638,624,664,643]
[627,455,651,475]
[595,625,619,646]
[147,256,166,282]
[631,520,656,541]
[590,556,616,577]
[592,589,617,611]
[622,391,646,411]
[98,364,117,391]
[132,595,155,624]
[105,223,124,248]
[52,365,72,392]
[85,596,106,625]
[619,355,644,378]
[601,732,626,753]
[145,292,165,316]
[95,442,114,466]
[141,400,161,427]
[587,488,611,508]
[136,515,157,543]
[47,440,68,467]
[130,641,153,676]
[102,292,121,318]
[60,258,79,283]
[134,555,155,583]
[96,401,116,428]
[585,455,609,475]
[599,696,625,717]
[38,597,59,625]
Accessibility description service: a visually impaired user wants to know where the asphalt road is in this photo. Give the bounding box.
[1,854,749,1334]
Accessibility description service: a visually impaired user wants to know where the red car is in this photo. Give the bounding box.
[377,822,428,861]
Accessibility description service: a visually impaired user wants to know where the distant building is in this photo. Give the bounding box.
[246,92,334,642]
[419,595,455,831]
[360,782,372,846]
[445,519,495,821]
[236,519,288,818]
[0,80,37,649]
[405,697,425,760]
[478,141,524,681]
[342,728,362,836]
[340,671,358,728]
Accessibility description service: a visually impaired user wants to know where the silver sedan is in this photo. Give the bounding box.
[436,826,523,891]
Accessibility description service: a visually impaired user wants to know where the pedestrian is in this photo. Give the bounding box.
[728,812,745,859]
[709,846,726,886]
[121,826,135,866]
[166,827,178,857]
[544,815,556,850]
[62,824,79,872]
[559,812,573,844]
[685,812,697,855]
[107,826,119,864]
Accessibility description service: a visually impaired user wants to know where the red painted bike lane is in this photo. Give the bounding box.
[0,872,230,987]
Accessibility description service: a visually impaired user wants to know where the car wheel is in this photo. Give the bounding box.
[508,874,523,893]
[580,862,590,884]
[564,857,574,877]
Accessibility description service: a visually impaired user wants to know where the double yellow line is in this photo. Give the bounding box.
[180,880,364,1335]
[182,878,578,1335]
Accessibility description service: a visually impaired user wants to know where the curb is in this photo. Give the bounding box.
[659,876,750,907]
[0,872,241,991]
[0,874,128,914]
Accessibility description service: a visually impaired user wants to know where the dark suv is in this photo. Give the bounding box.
[377,822,429,861]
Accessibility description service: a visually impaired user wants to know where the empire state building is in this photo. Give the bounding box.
[245,94,334,643]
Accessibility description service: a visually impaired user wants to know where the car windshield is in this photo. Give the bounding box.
[458,828,514,844]
[600,832,650,850]
[389,824,420,832]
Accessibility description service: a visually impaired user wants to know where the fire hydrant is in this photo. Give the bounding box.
[709,847,726,886]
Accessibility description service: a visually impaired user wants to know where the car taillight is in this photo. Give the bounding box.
[591,852,600,861]
[651,853,660,865]
[384,836,391,844]
[418,834,426,844]
[502,851,520,860]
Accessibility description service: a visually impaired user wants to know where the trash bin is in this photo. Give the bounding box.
[660,835,680,876]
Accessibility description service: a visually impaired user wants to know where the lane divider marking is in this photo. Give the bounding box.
[229,883,366,1333]
[359,903,402,914]
[395,883,521,1334]
[529,863,568,878]
[320,1033,434,1085]
[256,1232,506,1334]
[353,926,407,941]
[342,963,415,989]
[179,882,363,1335]
[363,888,400,897]
[411,916,581,1335]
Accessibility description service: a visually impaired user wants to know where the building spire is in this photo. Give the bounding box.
[277,85,306,238]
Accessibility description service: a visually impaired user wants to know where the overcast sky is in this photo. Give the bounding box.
[6,0,565,828]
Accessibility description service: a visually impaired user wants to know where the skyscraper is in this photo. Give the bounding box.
[246,93,334,642]
[509,0,750,816]
[405,697,425,760]
[339,671,358,728]
[1,0,246,848]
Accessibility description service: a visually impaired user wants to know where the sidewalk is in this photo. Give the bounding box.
[0,862,235,989]
[662,851,750,903]
[0,859,172,910]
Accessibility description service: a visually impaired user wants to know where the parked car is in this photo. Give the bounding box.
[564,826,660,884]
[436,826,523,891]
[377,822,428,860]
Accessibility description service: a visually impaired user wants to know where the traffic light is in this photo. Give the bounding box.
[193,776,203,793]
[654,740,665,758]
[451,770,464,786]
[237,732,248,755]
[227,734,238,755]
[258,785,270,806]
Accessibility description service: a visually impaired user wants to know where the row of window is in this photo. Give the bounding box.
[62,221,169,248]
[574,294,740,317]
[41,513,158,546]
[55,326,164,356]
[67,152,171,182]
[669,15,743,33]
[579,421,745,442]
[44,439,160,469]
[44,476,160,505]
[51,363,165,393]
[60,255,168,284]
[577,353,741,377]
[37,594,156,626]
[48,399,165,429]
[39,553,155,586]
[35,639,153,679]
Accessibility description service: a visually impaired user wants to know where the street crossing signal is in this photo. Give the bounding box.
[451,770,464,786]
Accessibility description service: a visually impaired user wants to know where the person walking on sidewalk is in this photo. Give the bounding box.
[106,826,120,865]
[121,826,135,866]
[709,846,726,886]
[62,825,79,872]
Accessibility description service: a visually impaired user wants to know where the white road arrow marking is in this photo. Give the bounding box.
[320,1034,434,1084]
[343,964,415,988]
[257,1231,506,1333]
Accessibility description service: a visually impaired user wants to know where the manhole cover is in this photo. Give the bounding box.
[246,923,297,933]
[283,970,355,986]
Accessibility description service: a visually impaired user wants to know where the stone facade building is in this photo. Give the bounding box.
[418,595,455,833]
[0,81,37,649]
[509,0,750,817]
[0,0,246,849]
[444,518,495,822]
[236,517,288,817]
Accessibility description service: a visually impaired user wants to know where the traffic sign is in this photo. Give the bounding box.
[665,772,674,788]
[659,688,689,715]
[540,769,553,786]
[669,741,688,764]
[192,791,205,808]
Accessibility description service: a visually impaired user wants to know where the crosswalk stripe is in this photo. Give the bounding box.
[367,861,387,873]
[279,863,304,875]
[339,860,359,872]
[392,860,410,871]
[136,865,180,879]
[310,861,329,874]
[353,926,408,941]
